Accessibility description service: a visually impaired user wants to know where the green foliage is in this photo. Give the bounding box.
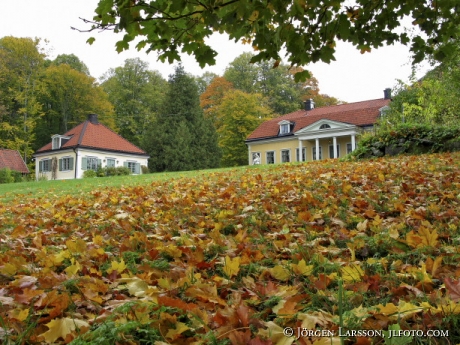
[87,0,460,80]
[50,53,90,75]
[100,58,167,148]
[0,168,14,184]
[345,123,460,160]
[143,65,220,172]
[83,170,97,178]
[217,90,272,166]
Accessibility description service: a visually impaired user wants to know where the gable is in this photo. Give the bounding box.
[295,119,355,134]
[0,149,30,173]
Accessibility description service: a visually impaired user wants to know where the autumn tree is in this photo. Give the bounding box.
[101,58,167,147]
[144,65,220,172]
[0,36,45,163]
[35,63,116,150]
[217,90,272,166]
[84,0,460,81]
[50,53,91,75]
[199,76,234,130]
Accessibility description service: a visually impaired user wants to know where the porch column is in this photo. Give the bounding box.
[315,138,320,160]
[333,136,338,159]
[248,146,251,165]
[298,139,303,162]
[351,134,356,151]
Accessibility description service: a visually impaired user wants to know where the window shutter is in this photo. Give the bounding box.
[69,157,74,170]
[135,163,140,174]
[39,160,43,172]
[81,157,87,170]
[59,158,63,171]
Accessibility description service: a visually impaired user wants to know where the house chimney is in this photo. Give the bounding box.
[304,99,315,111]
[384,88,391,100]
[88,114,99,124]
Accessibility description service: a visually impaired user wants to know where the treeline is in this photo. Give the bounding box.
[0,36,340,172]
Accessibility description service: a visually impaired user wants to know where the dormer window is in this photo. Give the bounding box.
[51,135,71,150]
[278,120,294,135]
[319,124,331,129]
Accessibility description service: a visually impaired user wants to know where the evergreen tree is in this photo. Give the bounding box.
[144,65,220,172]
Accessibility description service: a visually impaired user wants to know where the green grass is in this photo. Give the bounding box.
[0,164,276,204]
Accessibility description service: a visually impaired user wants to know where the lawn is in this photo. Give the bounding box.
[0,152,459,345]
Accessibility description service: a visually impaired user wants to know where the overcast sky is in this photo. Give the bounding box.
[1,0,431,103]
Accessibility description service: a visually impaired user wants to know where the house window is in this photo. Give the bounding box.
[312,146,322,160]
[125,161,140,174]
[106,158,116,167]
[329,145,340,159]
[81,157,101,171]
[280,123,290,134]
[266,151,275,164]
[252,152,261,165]
[59,157,74,171]
[39,159,51,172]
[52,137,60,150]
[347,143,353,154]
[319,124,331,129]
[281,149,290,163]
[296,148,306,162]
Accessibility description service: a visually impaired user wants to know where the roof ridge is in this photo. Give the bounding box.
[77,120,89,146]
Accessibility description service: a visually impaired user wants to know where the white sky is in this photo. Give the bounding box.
[1,0,430,103]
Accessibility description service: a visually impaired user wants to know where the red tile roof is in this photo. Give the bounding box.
[0,149,30,173]
[35,115,148,156]
[246,98,391,141]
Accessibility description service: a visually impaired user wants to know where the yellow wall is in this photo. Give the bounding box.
[248,136,354,164]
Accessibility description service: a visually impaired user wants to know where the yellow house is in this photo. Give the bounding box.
[245,90,391,164]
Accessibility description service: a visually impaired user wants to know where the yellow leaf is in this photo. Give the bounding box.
[375,303,398,316]
[419,227,438,247]
[8,308,29,321]
[118,277,149,297]
[431,256,443,277]
[259,321,295,345]
[0,263,17,275]
[107,259,127,274]
[270,265,291,281]
[378,173,385,181]
[164,245,183,258]
[223,256,240,278]
[341,264,364,283]
[314,337,342,345]
[165,322,190,340]
[64,258,81,276]
[291,259,313,276]
[40,318,89,343]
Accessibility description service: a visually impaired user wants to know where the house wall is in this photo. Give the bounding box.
[35,149,148,180]
[247,136,354,165]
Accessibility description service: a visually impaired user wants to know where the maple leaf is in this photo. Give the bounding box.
[445,277,460,302]
[258,321,294,345]
[39,318,89,343]
[341,264,364,283]
[165,321,190,340]
[270,265,291,281]
[223,256,241,278]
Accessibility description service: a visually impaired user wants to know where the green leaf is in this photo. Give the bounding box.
[86,37,96,45]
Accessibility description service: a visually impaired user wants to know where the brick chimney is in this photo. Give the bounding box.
[304,99,315,111]
[88,114,99,124]
[384,88,391,100]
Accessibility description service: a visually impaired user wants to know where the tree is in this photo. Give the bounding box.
[50,54,91,75]
[100,58,167,147]
[195,71,218,95]
[217,90,272,166]
[199,76,234,130]
[0,36,45,163]
[143,65,220,172]
[35,64,116,150]
[83,0,460,81]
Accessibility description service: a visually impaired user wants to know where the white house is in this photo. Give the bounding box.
[33,114,149,180]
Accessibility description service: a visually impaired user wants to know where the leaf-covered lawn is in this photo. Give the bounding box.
[1,153,459,344]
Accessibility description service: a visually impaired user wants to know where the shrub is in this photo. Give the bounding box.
[141,165,149,174]
[83,170,97,178]
[0,168,14,184]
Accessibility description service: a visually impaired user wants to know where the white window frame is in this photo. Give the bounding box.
[280,123,290,134]
[329,144,340,159]
[281,149,290,163]
[60,156,73,171]
[266,151,275,164]
[39,158,51,172]
[296,147,306,162]
[346,143,353,154]
[312,146,322,160]
[106,158,116,167]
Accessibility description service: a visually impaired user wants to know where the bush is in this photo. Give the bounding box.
[83,170,97,178]
[141,165,149,174]
[0,168,14,184]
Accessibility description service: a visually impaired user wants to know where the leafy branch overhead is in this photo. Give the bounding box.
[80,0,460,79]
